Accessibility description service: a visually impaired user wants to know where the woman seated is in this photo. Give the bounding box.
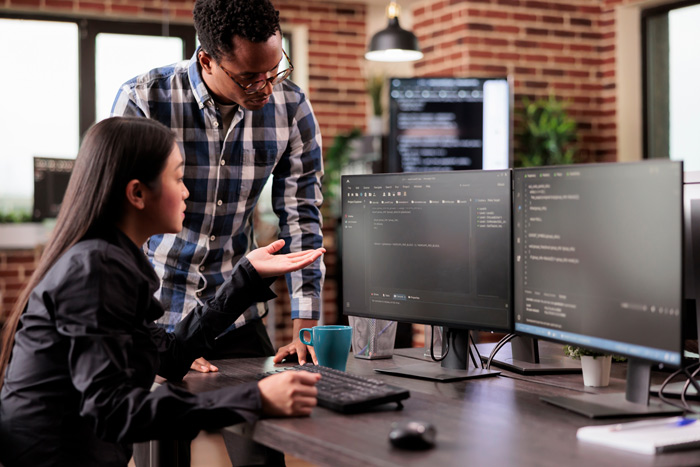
[0,117,324,467]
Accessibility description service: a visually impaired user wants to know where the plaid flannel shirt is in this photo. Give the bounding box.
[111,51,324,333]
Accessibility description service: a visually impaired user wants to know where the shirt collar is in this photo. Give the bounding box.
[187,47,214,110]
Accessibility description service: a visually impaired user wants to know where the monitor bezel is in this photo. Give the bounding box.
[511,160,684,367]
[341,169,514,334]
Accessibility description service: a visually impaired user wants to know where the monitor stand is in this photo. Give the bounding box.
[375,328,500,382]
[478,337,582,375]
[541,358,683,418]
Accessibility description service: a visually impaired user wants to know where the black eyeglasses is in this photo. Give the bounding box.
[219,49,294,94]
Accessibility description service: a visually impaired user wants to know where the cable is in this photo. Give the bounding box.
[429,326,449,362]
[657,361,700,414]
[486,333,517,370]
[680,364,700,412]
[471,336,485,369]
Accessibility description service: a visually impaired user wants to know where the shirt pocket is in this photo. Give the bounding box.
[239,149,278,202]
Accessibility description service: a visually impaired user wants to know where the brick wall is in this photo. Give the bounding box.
[0,249,41,320]
[411,0,650,163]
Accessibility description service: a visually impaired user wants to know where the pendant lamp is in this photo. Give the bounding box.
[365,2,423,62]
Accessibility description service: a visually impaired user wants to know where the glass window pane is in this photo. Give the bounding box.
[669,4,700,170]
[0,19,79,212]
[95,33,184,122]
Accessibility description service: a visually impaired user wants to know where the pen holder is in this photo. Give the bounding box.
[423,325,443,358]
[349,316,397,360]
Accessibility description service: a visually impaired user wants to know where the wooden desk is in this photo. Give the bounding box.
[180,354,699,467]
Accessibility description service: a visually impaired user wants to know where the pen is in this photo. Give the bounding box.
[610,416,697,432]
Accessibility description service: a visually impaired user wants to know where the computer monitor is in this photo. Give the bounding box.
[652,170,700,399]
[387,77,511,173]
[33,157,74,221]
[513,160,684,418]
[342,170,512,381]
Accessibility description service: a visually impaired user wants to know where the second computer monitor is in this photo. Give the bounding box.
[513,161,683,417]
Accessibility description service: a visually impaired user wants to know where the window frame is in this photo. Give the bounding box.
[641,0,700,160]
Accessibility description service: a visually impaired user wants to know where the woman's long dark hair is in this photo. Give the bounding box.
[0,117,176,388]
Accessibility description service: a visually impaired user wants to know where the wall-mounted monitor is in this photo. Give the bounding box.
[387,77,511,173]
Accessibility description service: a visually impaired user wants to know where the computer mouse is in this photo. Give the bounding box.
[388,420,436,450]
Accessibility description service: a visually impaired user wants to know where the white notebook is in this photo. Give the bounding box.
[577,416,700,455]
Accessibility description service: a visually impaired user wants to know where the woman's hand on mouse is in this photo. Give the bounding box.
[246,239,325,279]
[258,370,321,416]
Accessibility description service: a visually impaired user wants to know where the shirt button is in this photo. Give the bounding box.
[217,200,223,206]
[210,235,216,241]
[220,159,226,166]
[213,121,219,128]
[199,265,205,272]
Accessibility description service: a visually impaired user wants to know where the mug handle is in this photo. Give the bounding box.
[299,328,314,346]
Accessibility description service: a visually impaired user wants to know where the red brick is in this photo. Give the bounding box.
[468,23,494,31]
[515,66,537,75]
[542,15,564,24]
[0,270,21,278]
[6,255,36,265]
[553,82,576,90]
[554,56,576,64]
[484,10,508,19]
[514,40,538,48]
[484,65,508,74]
[526,28,549,36]
[543,69,565,77]
[553,30,575,38]
[524,1,551,9]
[514,13,537,21]
[523,54,548,63]
[568,70,589,78]
[9,0,41,6]
[497,52,520,60]
[540,42,564,51]
[571,17,592,27]
[44,0,73,9]
[496,25,519,33]
[484,38,509,46]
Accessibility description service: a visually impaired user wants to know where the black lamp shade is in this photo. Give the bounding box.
[366,17,423,62]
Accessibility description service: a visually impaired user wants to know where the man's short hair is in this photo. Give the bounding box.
[193,0,281,62]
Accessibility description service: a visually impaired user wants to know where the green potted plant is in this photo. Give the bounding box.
[517,94,578,167]
[564,345,626,387]
[323,128,362,219]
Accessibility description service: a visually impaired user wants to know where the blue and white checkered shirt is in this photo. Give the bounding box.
[111,51,324,333]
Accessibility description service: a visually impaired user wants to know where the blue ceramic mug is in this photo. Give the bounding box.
[299,325,353,371]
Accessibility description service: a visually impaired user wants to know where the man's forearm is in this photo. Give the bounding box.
[293,318,319,341]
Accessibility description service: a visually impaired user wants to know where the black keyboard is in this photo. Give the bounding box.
[259,363,410,414]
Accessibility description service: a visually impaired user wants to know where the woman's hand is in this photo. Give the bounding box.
[246,239,325,279]
[258,371,321,416]
[189,357,218,373]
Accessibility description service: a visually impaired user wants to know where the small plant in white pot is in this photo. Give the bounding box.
[564,345,615,387]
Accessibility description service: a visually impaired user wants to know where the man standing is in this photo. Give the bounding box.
[112,1,324,464]
[112,0,323,368]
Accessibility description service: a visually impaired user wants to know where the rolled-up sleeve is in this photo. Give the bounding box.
[272,95,325,320]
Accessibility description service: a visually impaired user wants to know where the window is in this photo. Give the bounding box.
[0,13,196,214]
[643,1,700,169]
[0,19,79,211]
